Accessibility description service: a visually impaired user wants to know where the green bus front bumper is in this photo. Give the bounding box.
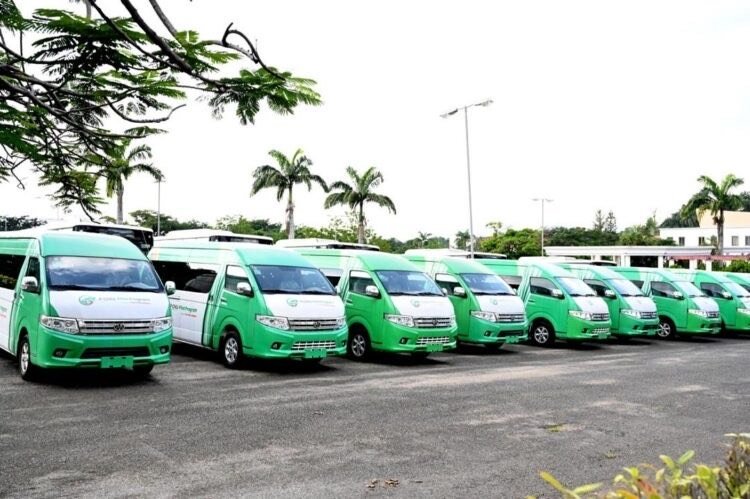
[244,325,348,359]
[375,323,457,353]
[32,326,172,369]
[463,316,528,345]
[561,316,611,341]
[614,315,659,337]
[681,314,722,335]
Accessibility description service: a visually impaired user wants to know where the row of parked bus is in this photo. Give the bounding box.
[1,226,748,381]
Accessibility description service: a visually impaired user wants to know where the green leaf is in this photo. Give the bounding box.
[677,450,695,465]
[539,472,568,493]
[571,483,602,494]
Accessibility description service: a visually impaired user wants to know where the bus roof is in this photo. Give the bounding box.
[158,229,273,243]
[38,221,152,233]
[297,248,417,272]
[149,240,314,267]
[276,238,380,251]
[0,231,147,259]
[432,256,496,274]
[561,263,627,280]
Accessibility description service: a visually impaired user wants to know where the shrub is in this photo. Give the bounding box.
[535,433,750,498]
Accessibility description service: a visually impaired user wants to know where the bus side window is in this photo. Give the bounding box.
[434,273,459,296]
[650,281,676,298]
[584,279,608,298]
[529,277,558,297]
[0,254,25,290]
[500,275,522,291]
[153,261,218,294]
[224,266,250,292]
[349,271,375,295]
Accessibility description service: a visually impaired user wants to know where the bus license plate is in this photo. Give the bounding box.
[504,336,519,344]
[101,356,134,369]
[426,344,443,352]
[304,350,327,359]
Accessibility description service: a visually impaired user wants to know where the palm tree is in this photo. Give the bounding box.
[417,231,432,247]
[681,174,744,255]
[100,140,163,224]
[250,149,328,239]
[324,166,396,244]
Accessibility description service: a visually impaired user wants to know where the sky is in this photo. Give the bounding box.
[3,1,750,240]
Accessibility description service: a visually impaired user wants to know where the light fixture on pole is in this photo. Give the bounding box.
[532,198,553,256]
[156,178,162,236]
[440,99,493,258]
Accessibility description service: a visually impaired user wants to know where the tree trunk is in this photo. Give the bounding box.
[286,186,295,239]
[717,211,724,255]
[357,203,365,244]
[116,186,124,224]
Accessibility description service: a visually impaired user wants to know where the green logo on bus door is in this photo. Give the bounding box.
[287,298,298,307]
[79,296,96,306]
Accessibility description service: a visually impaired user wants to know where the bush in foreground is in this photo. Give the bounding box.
[534,433,750,498]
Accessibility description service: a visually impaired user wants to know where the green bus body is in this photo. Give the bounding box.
[726,272,750,294]
[406,254,528,347]
[560,264,660,337]
[672,270,750,333]
[149,242,348,365]
[294,249,458,358]
[477,259,612,346]
[0,232,172,380]
[611,267,721,338]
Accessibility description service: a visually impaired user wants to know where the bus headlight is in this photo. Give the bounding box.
[256,315,290,331]
[688,309,710,318]
[40,315,79,334]
[384,314,415,328]
[335,317,347,328]
[569,310,593,321]
[471,311,498,323]
[151,317,172,333]
[621,309,642,319]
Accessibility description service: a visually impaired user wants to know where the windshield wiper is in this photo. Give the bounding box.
[474,291,511,296]
[262,289,300,294]
[49,284,102,291]
[107,286,161,292]
[302,290,336,295]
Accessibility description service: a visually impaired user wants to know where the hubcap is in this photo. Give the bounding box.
[224,337,239,364]
[534,326,549,344]
[351,334,366,357]
[20,340,29,374]
[658,322,671,338]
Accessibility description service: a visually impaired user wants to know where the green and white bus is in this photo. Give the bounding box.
[611,267,721,339]
[477,259,612,346]
[405,250,527,349]
[149,241,348,367]
[672,270,750,333]
[293,249,458,359]
[560,263,659,337]
[0,230,173,380]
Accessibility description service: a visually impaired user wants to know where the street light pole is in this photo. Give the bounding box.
[441,99,493,258]
[533,198,553,255]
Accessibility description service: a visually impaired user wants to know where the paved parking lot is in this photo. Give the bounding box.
[1,335,749,498]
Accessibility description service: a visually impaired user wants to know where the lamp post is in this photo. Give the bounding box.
[441,99,493,258]
[532,198,553,255]
[156,178,162,236]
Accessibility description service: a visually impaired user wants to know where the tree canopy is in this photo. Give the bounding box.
[0,0,320,214]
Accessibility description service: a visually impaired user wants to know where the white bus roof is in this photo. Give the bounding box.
[158,229,273,243]
[276,238,380,251]
[404,249,507,259]
[0,222,152,238]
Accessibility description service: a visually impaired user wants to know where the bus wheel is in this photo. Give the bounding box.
[221,332,243,368]
[529,321,555,347]
[656,317,676,340]
[347,328,371,360]
[18,335,39,381]
[133,364,154,378]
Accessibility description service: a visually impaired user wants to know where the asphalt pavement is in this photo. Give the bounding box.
[1,335,748,498]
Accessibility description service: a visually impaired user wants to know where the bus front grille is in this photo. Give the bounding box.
[291,341,337,351]
[414,317,453,328]
[416,336,452,345]
[78,320,154,334]
[288,319,340,331]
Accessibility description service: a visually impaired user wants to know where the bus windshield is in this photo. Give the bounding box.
[460,273,514,295]
[375,271,443,296]
[46,256,163,292]
[606,278,644,297]
[723,281,750,298]
[557,277,597,297]
[674,281,704,297]
[250,265,336,295]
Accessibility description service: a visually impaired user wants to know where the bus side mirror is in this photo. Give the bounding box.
[441,287,449,296]
[672,291,684,300]
[365,285,381,298]
[237,282,254,297]
[551,289,564,299]
[164,281,176,296]
[604,289,616,299]
[721,291,732,300]
[453,286,466,298]
[21,276,39,294]
[335,285,341,294]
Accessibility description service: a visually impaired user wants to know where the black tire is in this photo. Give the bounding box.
[656,317,676,340]
[529,321,555,347]
[220,331,244,368]
[347,328,371,360]
[133,364,154,377]
[17,335,39,381]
